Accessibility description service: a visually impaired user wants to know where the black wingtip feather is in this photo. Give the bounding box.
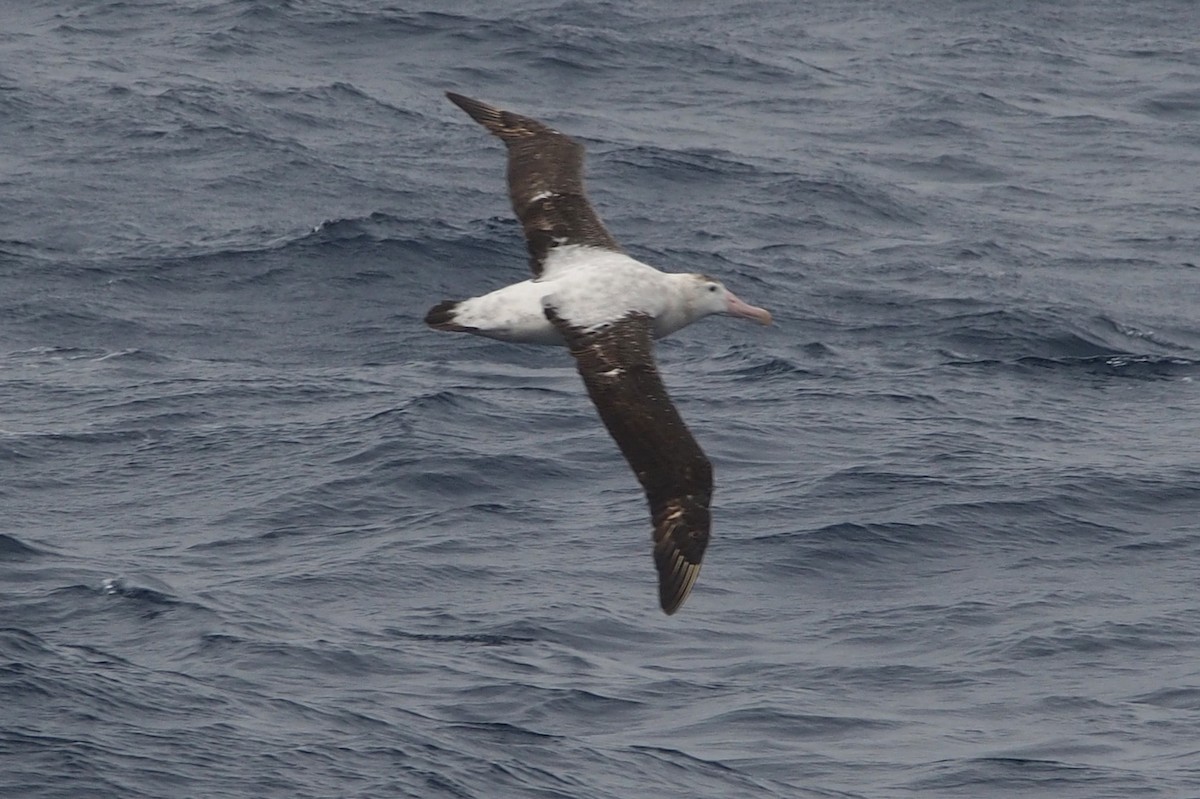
[445,92,488,119]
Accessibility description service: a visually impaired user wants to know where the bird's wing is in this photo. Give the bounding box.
[544,306,712,614]
[447,92,623,278]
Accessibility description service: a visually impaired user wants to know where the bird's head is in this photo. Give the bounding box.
[688,274,773,326]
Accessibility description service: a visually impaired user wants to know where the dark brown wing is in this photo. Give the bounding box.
[446,92,623,277]
[545,309,712,615]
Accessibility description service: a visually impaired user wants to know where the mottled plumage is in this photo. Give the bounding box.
[445,92,622,277]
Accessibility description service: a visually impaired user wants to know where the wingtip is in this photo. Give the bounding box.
[652,500,710,616]
[445,91,497,124]
[657,560,702,615]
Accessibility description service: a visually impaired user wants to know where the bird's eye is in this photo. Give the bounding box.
[708,285,718,293]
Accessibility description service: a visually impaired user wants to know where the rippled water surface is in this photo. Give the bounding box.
[3,1,1199,797]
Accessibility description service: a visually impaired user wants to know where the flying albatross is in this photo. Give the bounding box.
[426,92,772,614]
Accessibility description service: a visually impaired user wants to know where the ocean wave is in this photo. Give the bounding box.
[924,307,1199,377]
[100,575,180,606]
[0,533,46,560]
[1011,353,1199,380]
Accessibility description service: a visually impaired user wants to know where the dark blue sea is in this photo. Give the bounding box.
[3,1,1199,796]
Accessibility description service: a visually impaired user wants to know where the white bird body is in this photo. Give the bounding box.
[447,246,739,345]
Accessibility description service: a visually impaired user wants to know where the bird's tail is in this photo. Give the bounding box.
[424,299,469,332]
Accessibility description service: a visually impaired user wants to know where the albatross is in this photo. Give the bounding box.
[426,92,771,614]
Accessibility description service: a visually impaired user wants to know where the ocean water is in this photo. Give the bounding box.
[3,1,1199,797]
